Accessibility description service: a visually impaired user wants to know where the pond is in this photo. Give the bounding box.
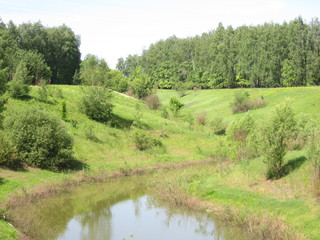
[13,175,252,240]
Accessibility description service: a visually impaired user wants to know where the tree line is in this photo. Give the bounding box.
[117,17,320,89]
[0,18,81,85]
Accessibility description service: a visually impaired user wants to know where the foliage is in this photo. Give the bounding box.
[36,81,50,103]
[0,131,21,169]
[119,17,320,89]
[79,55,110,86]
[145,94,161,110]
[8,61,30,99]
[210,116,226,135]
[260,102,297,179]
[129,66,153,99]
[61,99,67,121]
[106,70,128,92]
[169,97,184,117]
[3,106,74,169]
[227,114,256,161]
[80,86,114,123]
[231,91,267,113]
[132,129,163,151]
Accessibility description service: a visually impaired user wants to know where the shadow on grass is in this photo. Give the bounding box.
[58,158,88,172]
[109,114,134,129]
[280,156,307,178]
[0,177,4,185]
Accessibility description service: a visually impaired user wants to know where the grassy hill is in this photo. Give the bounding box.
[1,86,320,239]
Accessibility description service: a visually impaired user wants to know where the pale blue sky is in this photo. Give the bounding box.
[1,0,319,68]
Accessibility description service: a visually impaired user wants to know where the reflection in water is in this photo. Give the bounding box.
[11,175,252,240]
[57,196,248,240]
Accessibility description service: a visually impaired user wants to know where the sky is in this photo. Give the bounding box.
[1,0,320,68]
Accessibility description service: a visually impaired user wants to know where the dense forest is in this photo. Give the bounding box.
[0,19,81,85]
[1,17,320,93]
[117,17,320,89]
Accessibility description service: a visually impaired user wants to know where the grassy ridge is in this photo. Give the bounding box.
[1,86,320,239]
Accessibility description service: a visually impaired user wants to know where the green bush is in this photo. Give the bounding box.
[227,114,256,161]
[80,87,114,123]
[133,129,163,151]
[210,116,226,135]
[231,91,267,113]
[3,106,74,170]
[145,94,161,110]
[260,101,296,179]
[169,97,184,117]
[0,131,21,169]
[8,62,31,99]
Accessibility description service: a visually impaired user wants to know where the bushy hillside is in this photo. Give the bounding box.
[1,86,320,239]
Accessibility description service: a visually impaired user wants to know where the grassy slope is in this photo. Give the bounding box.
[0,85,214,239]
[157,87,320,240]
[1,86,320,239]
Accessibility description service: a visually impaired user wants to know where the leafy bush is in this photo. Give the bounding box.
[0,96,7,128]
[8,62,31,99]
[210,116,226,135]
[260,101,296,179]
[129,66,153,99]
[231,91,267,113]
[80,87,114,123]
[227,114,256,161]
[133,129,163,151]
[0,131,21,169]
[169,97,184,117]
[37,82,50,103]
[145,94,161,110]
[4,106,74,169]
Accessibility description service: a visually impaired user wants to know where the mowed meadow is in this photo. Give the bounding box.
[1,85,320,239]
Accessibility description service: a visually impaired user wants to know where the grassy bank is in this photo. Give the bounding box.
[1,86,320,239]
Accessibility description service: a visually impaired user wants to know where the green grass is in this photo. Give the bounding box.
[1,86,320,239]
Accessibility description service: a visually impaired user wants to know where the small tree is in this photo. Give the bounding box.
[8,61,31,99]
[260,101,296,179]
[169,97,184,117]
[129,66,153,99]
[80,86,114,123]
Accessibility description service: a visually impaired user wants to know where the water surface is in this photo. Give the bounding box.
[13,175,252,240]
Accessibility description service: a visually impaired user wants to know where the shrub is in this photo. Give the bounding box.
[132,129,163,151]
[231,91,267,113]
[169,97,184,117]
[260,101,296,179]
[80,86,114,123]
[210,116,226,135]
[37,83,49,103]
[196,111,207,125]
[4,106,74,169]
[0,131,21,169]
[0,96,7,128]
[8,62,31,99]
[160,106,169,119]
[61,100,67,121]
[227,114,256,161]
[145,94,161,110]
